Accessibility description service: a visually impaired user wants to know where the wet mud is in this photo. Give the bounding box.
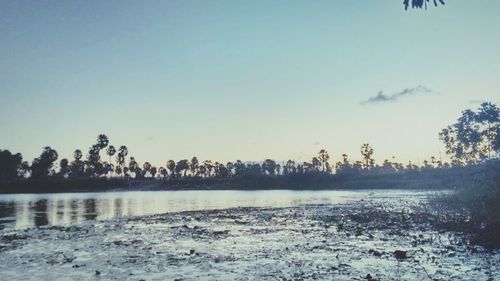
[0,196,498,280]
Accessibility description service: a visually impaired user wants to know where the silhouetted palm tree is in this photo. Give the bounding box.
[404,0,444,10]
[166,160,175,179]
[159,167,167,180]
[361,144,374,169]
[74,149,83,161]
[226,162,234,177]
[204,160,214,177]
[129,157,138,175]
[96,134,109,150]
[70,149,85,177]
[143,162,152,177]
[318,149,330,172]
[176,160,189,177]
[190,157,199,176]
[150,166,157,178]
[106,145,116,165]
[117,145,128,168]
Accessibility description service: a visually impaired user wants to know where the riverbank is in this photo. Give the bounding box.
[0,165,482,194]
[1,194,498,281]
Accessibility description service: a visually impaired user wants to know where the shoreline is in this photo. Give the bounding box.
[0,167,472,194]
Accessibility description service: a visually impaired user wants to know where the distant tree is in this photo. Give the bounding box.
[217,163,229,178]
[31,146,58,179]
[198,164,207,177]
[86,145,102,177]
[74,149,83,161]
[70,149,85,177]
[18,161,30,178]
[159,167,167,179]
[361,144,374,169]
[116,146,128,167]
[381,159,396,173]
[234,160,245,175]
[297,164,304,173]
[0,150,23,183]
[439,102,499,165]
[150,166,157,178]
[59,158,70,178]
[203,160,214,177]
[247,163,262,175]
[335,154,351,173]
[226,162,234,177]
[176,160,190,177]
[129,157,138,173]
[87,145,100,164]
[135,167,143,179]
[213,162,221,177]
[96,134,109,150]
[103,162,114,176]
[166,160,176,178]
[143,162,152,177]
[262,159,277,175]
[106,145,116,164]
[430,156,436,167]
[311,157,321,172]
[123,166,129,177]
[404,0,444,10]
[318,149,330,172]
[115,166,123,177]
[476,102,500,158]
[190,157,199,176]
[284,160,296,175]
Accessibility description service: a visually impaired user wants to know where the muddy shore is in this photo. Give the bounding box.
[1,195,499,280]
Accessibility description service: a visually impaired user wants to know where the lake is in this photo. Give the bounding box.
[0,189,433,229]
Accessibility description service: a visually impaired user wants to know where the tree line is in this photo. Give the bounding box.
[0,102,498,185]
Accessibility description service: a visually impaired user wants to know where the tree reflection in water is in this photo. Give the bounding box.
[33,199,48,227]
[83,199,97,221]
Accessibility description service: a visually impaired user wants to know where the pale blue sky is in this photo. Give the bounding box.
[1,1,499,166]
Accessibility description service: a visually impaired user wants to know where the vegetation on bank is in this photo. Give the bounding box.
[431,160,500,249]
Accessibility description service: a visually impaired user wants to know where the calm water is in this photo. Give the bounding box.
[0,190,430,229]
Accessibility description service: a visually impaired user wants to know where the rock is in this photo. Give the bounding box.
[189,249,195,255]
[394,250,407,259]
[368,249,382,257]
[2,233,28,242]
[95,270,101,276]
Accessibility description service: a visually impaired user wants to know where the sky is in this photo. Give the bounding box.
[1,0,499,167]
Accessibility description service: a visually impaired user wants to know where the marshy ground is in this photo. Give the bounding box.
[0,194,498,281]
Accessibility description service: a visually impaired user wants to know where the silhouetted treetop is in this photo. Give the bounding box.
[0,150,23,183]
[440,102,499,165]
[404,0,445,10]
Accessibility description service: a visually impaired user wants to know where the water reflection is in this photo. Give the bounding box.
[33,199,48,227]
[0,190,431,229]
